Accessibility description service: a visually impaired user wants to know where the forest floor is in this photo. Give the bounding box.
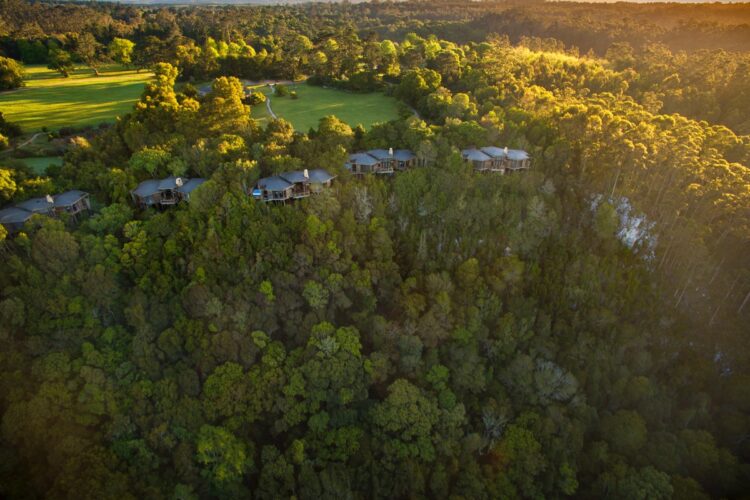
[252,81,400,131]
[0,65,153,132]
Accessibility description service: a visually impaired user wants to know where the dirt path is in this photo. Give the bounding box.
[265,97,278,119]
[15,132,43,150]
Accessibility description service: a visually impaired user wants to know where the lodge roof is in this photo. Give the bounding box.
[394,149,416,161]
[132,177,206,199]
[279,170,309,184]
[461,148,492,162]
[258,175,293,192]
[16,196,54,213]
[308,168,335,183]
[0,207,34,225]
[480,146,507,158]
[367,149,393,160]
[507,149,530,161]
[53,190,88,208]
[132,179,161,198]
[157,176,181,191]
[176,178,206,194]
[348,152,380,166]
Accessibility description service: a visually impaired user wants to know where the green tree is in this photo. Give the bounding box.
[195,425,253,486]
[108,38,135,67]
[73,32,104,75]
[0,56,23,90]
[47,47,74,77]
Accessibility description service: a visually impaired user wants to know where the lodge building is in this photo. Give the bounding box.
[252,168,335,203]
[345,148,417,175]
[461,146,531,173]
[0,190,92,234]
[345,146,530,176]
[131,176,206,209]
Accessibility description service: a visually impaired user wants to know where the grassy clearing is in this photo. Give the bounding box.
[0,65,153,133]
[16,156,63,175]
[253,82,401,131]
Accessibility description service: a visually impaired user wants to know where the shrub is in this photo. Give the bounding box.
[247,91,266,105]
[0,56,24,90]
[0,112,22,138]
[275,83,289,97]
[290,91,298,99]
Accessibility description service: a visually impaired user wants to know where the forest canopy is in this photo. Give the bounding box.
[0,1,749,499]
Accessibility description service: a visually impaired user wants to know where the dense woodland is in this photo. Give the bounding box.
[1,1,749,498]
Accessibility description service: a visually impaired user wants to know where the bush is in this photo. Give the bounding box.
[0,133,8,151]
[0,56,24,90]
[347,70,383,92]
[290,91,298,99]
[275,83,289,97]
[0,113,22,138]
[247,91,266,105]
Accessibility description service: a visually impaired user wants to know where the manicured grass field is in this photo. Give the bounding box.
[0,65,153,132]
[17,156,63,175]
[253,82,401,131]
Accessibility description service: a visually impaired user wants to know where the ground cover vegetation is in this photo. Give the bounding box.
[0,1,749,498]
[253,82,402,131]
[0,65,153,132]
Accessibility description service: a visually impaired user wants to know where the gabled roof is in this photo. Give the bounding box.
[176,178,205,194]
[308,169,335,184]
[461,149,492,162]
[257,175,293,192]
[280,170,309,184]
[53,190,88,208]
[132,179,161,198]
[348,153,380,166]
[507,149,530,161]
[480,146,508,159]
[367,149,392,160]
[157,176,181,191]
[0,207,33,224]
[16,196,53,213]
[394,149,416,161]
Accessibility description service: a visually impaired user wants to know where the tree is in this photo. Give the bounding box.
[371,379,440,463]
[47,47,74,77]
[601,410,648,458]
[195,425,253,486]
[73,33,104,75]
[108,38,135,67]
[0,168,17,201]
[0,56,23,90]
[201,77,251,135]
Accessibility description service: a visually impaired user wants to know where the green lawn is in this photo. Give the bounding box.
[17,156,63,175]
[253,82,401,131]
[0,65,153,133]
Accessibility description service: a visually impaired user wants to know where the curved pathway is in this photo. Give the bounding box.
[15,132,43,150]
[265,97,278,119]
